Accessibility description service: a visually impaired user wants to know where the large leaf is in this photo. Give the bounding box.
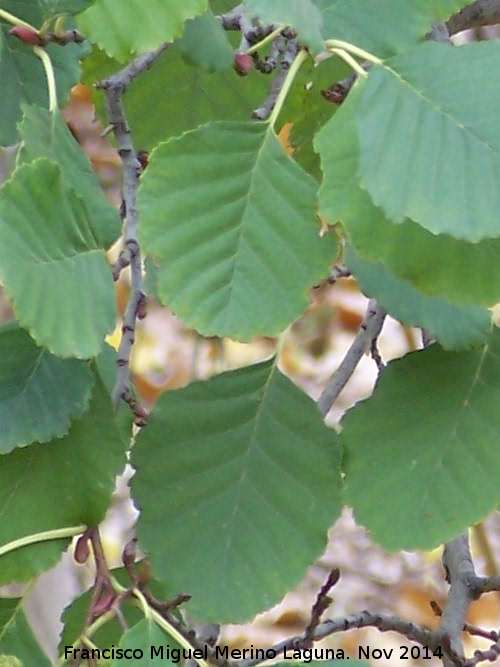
[138,121,337,340]
[346,246,491,350]
[0,598,50,666]
[83,44,271,150]
[37,0,94,16]
[77,0,207,61]
[0,322,94,453]
[132,359,342,621]
[17,106,121,249]
[314,0,452,58]
[0,373,125,584]
[244,0,325,54]
[0,159,116,358]
[178,10,233,72]
[0,1,87,145]
[356,42,500,242]
[315,79,500,307]
[342,326,500,551]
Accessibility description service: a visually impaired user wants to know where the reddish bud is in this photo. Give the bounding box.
[74,534,90,564]
[233,53,253,77]
[9,26,43,46]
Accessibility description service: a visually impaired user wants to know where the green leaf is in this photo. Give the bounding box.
[0,373,125,584]
[178,10,233,72]
[244,0,325,54]
[0,598,50,666]
[346,246,491,350]
[0,322,94,453]
[315,79,500,307]
[138,121,337,340]
[357,42,500,242]
[342,326,500,551]
[0,1,87,146]
[428,0,471,20]
[132,359,342,621]
[17,106,121,249]
[0,159,116,358]
[78,0,207,61]
[113,619,169,666]
[314,0,444,58]
[83,44,271,150]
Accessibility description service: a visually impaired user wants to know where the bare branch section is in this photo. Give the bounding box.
[318,299,386,417]
[96,46,168,413]
[448,0,500,34]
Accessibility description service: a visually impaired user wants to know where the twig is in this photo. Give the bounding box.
[231,611,436,667]
[438,535,480,667]
[447,0,500,34]
[302,569,340,646]
[252,39,299,120]
[318,299,386,417]
[97,50,168,410]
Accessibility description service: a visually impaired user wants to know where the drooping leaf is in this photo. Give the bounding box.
[0,1,87,145]
[356,42,500,241]
[0,374,125,584]
[346,246,491,350]
[178,10,233,71]
[138,121,337,340]
[0,159,116,358]
[315,79,500,307]
[342,326,500,551]
[244,0,325,54]
[77,0,207,61]
[82,44,271,150]
[17,106,121,248]
[0,322,94,453]
[132,359,342,621]
[0,598,50,666]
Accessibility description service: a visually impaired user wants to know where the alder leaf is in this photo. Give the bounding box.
[138,121,337,340]
[132,359,342,621]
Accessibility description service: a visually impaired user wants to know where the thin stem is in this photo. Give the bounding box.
[0,8,36,30]
[324,39,382,64]
[329,48,368,78]
[128,588,213,667]
[268,48,309,129]
[0,525,85,559]
[247,25,283,55]
[33,46,57,111]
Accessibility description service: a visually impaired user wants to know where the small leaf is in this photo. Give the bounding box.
[132,359,342,621]
[346,246,491,350]
[0,322,94,453]
[0,598,50,666]
[138,121,337,340]
[342,327,500,551]
[178,10,233,72]
[78,0,207,61]
[0,373,126,584]
[0,159,116,358]
[244,0,325,54]
[357,42,500,241]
